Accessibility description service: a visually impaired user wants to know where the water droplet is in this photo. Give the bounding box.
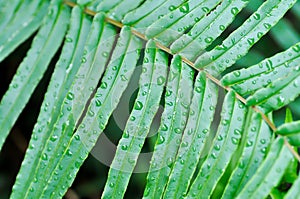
[50,135,58,142]
[160,124,168,131]
[292,44,300,52]
[100,82,107,89]
[167,157,174,167]
[202,129,208,134]
[102,52,108,57]
[42,153,48,160]
[211,152,217,159]
[231,137,239,145]
[219,25,226,31]
[205,37,213,43]
[158,14,164,19]
[180,159,185,164]
[121,145,128,150]
[134,101,143,110]
[234,129,241,136]
[253,13,260,20]
[109,182,115,188]
[95,99,102,107]
[179,3,189,13]
[214,145,220,151]
[120,75,127,81]
[231,7,239,15]
[66,37,73,42]
[202,7,209,12]
[157,135,165,144]
[74,135,80,141]
[88,110,95,117]
[247,38,255,45]
[263,23,271,29]
[251,127,257,132]
[266,59,273,70]
[174,128,181,134]
[217,135,223,141]
[67,149,73,156]
[277,96,285,106]
[257,32,263,38]
[130,116,135,121]
[194,17,200,22]
[246,140,253,147]
[261,147,266,153]
[293,80,299,87]
[166,90,172,97]
[67,92,74,100]
[144,58,149,63]
[169,5,176,11]
[222,119,229,125]
[157,76,166,85]
[81,57,87,63]
[195,86,202,93]
[112,66,118,71]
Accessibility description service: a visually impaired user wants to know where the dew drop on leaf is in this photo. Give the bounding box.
[121,145,128,150]
[263,23,271,29]
[253,13,260,20]
[157,76,166,85]
[169,5,176,11]
[179,3,189,13]
[67,92,74,100]
[134,101,143,110]
[292,44,300,52]
[204,37,213,43]
[231,137,239,145]
[65,37,73,42]
[174,128,181,134]
[100,82,107,89]
[42,153,48,160]
[231,7,239,15]
[201,7,209,12]
[157,135,165,144]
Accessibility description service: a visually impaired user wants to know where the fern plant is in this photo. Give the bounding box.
[1,0,300,198]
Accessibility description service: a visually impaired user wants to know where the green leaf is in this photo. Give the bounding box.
[284,172,300,199]
[236,137,294,199]
[221,112,272,198]
[143,55,194,198]
[10,5,90,198]
[186,91,248,198]
[195,0,297,76]
[0,0,70,151]
[163,71,218,198]
[0,0,49,62]
[101,40,168,198]
[222,42,300,96]
[170,0,250,61]
[276,121,300,146]
[123,0,186,31]
[146,0,222,46]
[40,26,142,198]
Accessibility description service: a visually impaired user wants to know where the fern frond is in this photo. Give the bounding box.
[0,0,49,62]
[39,26,142,198]
[236,137,293,199]
[10,5,90,198]
[102,40,168,198]
[195,0,297,75]
[163,71,218,198]
[1,0,299,198]
[143,55,194,198]
[222,112,272,198]
[0,0,70,151]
